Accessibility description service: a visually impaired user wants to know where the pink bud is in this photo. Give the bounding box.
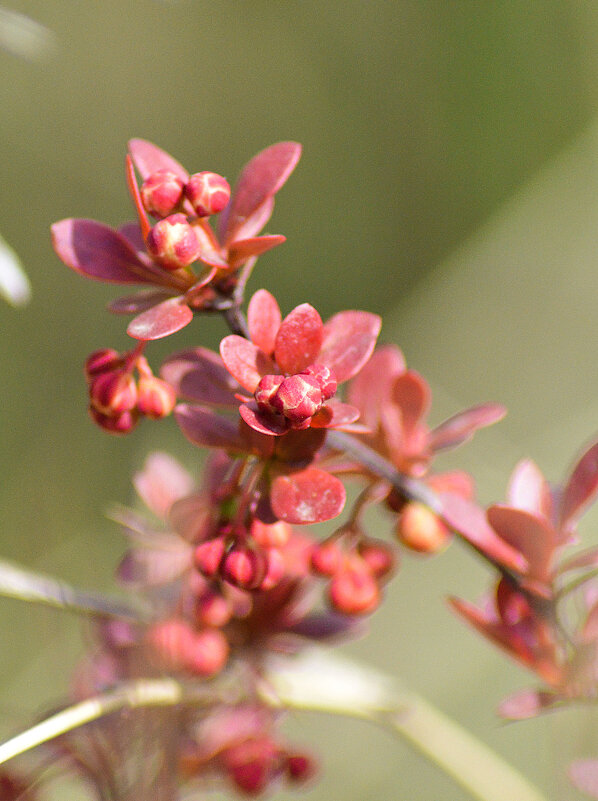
[137,374,176,419]
[140,169,184,218]
[185,171,231,217]
[396,502,450,553]
[88,406,138,435]
[84,348,121,380]
[300,363,337,401]
[147,619,195,672]
[185,628,229,676]
[357,538,396,578]
[250,519,292,548]
[222,545,267,590]
[194,537,226,578]
[194,589,233,627]
[270,374,322,427]
[254,374,284,415]
[328,561,380,615]
[89,370,137,415]
[310,539,342,576]
[146,213,201,270]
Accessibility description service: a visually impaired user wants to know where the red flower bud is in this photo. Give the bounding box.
[137,374,176,419]
[357,538,397,578]
[254,374,284,415]
[194,537,226,578]
[225,739,278,796]
[185,171,231,217]
[270,374,322,428]
[185,627,229,676]
[146,213,201,270]
[250,519,292,548]
[194,589,233,628]
[84,348,121,380]
[328,561,380,615]
[301,363,337,401]
[396,502,450,553]
[286,753,316,783]
[88,406,138,435]
[89,370,137,415]
[147,619,195,672]
[140,169,184,218]
[310,539,342,577]
[222,544,267,590]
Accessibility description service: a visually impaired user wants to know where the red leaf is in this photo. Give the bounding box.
[222,196,274,244]
[560,441,598,530]
[108,289,175,314]
[239,403,288,435]
[133,451,194,518]
[428,403,506,452]
[222,142,301,245]
[160,348,241,405]
[391,371,430,436]
[248,289,281,355]
[274,304,323,375]
[270,467,346,524]
[118,222,147,254]
[427,470,474,500]
[175,404,246,450]
[128,138,189,182]
[127,297,193,340]
[52,219,151,284]
[347,344,406,429]
[311,401,360,429]
[228,235,286,269]
[487,505,556,587]
[319,311,382,383]
[192,219,229,269]
[220,335,277,393]
[439,493,527,572]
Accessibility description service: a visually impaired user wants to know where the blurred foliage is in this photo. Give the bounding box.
[2,1,598,798]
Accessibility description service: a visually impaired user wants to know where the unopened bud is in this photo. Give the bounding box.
[185,627,229,676]
[286,753,316,783]
[270,374,322,428]
[259,547,286,590]
[357,538,396,578]
[222,545,267,590]
[185,171,231,217]
[193,537,226,578]
[300,363,337,401]
[194,589,233,628]
[254,374,284,415]
[88,406,138,435]
[328,561,380,615]
[310,539,342,577]
[137,374,176,419]
[146,213,201,270]
[140,169,184,218]
[147,619,195,672]
[250,519,292,548]
[396,502,450,553]
[89,370,137,415]
[84,348,121,380]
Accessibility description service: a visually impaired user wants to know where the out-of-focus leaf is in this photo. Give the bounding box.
[0,7,56,61]
[560,441,598,532]
[506,459,551,518]
[175,403,245,450]
[497,689,560,720]
[569,759,598,799]
[0,233,30,306]
[228,234,286,269]
[428,403,507,452]
[391,370,430,435]
[161,347,241,406]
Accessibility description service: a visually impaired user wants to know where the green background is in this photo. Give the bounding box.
[2,1,598,798]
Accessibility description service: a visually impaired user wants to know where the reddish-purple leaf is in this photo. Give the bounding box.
[128,138,189,182]
[497,689,560,720]
[319,311,382,383]
[228,235,286,269]
[160,347,241,405]
[118,222,147,255]
[428,403,506,452]
[391,370,430,436]
[270,467,346,524]
[193,219,229,269]
[439,493,527,572]
[274,304,323,375]
[273,427,327,464]
[125,154,151,241]
[52,219,152,284]
[175,404,245,451]
[133,451,194,518]
[347,344,406,430]
[486,505,555,587]
[560,441,598,530]
[222,196,275,244]
[168,494,212,542]
[311,401,360,429]
[222,142,301,245]
[288,612,363,641]
[117,542,192,587]
[506,459,552,518]
[239,402,288,435]
[569,760,598,799]
[127,296,193,340]
[248,289,281,355]
[108,289,175,315]
[220,335,277,393]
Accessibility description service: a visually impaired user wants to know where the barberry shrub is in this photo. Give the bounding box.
[1,138,598,800]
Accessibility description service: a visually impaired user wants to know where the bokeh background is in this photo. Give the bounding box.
[3,1,598,798]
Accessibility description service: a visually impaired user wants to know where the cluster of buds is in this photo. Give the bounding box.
[254,364,337,431]
[85,347,175,433]
[311,530,396,615]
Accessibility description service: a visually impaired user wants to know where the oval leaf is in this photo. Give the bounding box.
[223,142,301,244]
[347,344,406,429]
[560,441,598,530]
[248,289,282,356]
[274,303,323,375]
[391,370,430,437]
[161,347,241,405]
[498,689,560,720]
[428,403,507,453]
[220,335,277,393]
[52,219,151,284]
[239,402,287,435]
[319,311,382,383]
[128,138,189,182]
[270,467,346,524]
[127,297,193,340]
[108,289,175,315]
[487,505,555,586]
[228,235,286,270]
[311,401,360,429]
[175,404,245,451]
[506,459,552,518]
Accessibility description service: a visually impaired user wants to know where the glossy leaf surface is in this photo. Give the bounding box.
[319,311,381,383]
[270,467,346,524]
[127,296,193,340]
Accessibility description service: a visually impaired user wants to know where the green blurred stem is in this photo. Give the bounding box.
[263,650,549,801]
